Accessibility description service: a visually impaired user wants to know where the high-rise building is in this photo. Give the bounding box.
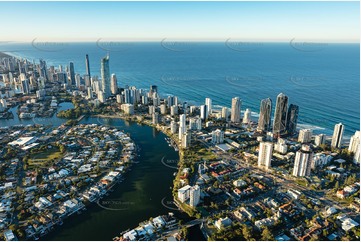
[85,54,91,78]
[189,185,201,207]
[21,80,30,94]
[160,104,167,115]
[181,131,191,148]
[273,93,288,135]
[274,138,287,154]
[231,97,241,123]
[122,104,134,115]
[179,114,186,140]
[189,117,202,130]
[149,85,158,96]
[314,134,326,146]
[200,105,208,120]
[170,105,178,116]
[205,98,212,114]
[101,55,111,98]
[258,142,273,170]
[221,107,229,121]
[69,62,75,86]
[349,131,360,164]
[293,145,313,177]
[331,123,344,148]
[212,129,224,144]
[257,98,272,132]
[349,131,360,153]
[286,104,299,135]
[110,74,118,95]
[152,112,159,125]
[298,129,312,143]
[243,108,251,124]
[170,120,178,134]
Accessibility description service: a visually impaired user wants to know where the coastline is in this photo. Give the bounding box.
[0,51,12,58]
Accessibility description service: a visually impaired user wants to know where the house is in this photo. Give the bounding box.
[215,217,232,230]
[4,229,17,241]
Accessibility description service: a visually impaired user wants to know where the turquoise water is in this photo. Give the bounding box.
[1,42,359,137]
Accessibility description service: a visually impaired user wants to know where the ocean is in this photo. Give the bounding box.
[1,41,359,137]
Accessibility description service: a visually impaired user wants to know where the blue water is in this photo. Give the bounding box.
[1,42,359,137]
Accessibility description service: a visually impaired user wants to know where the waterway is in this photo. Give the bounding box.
[1,105,204,240]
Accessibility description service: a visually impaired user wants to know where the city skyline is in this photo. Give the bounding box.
[0,1,359,43]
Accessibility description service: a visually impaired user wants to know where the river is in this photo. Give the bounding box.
[1,105,205,240]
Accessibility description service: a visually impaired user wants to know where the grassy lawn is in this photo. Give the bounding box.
[28,147,62,167]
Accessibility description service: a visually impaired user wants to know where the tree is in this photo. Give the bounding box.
[242,225,253,240]
[261,227,274,241]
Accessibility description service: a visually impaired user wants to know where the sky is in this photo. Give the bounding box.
[0,1,359,43]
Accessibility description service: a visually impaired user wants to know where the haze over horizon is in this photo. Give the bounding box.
[0,1,359,43]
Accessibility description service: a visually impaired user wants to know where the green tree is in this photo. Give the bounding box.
[261,227,274,241]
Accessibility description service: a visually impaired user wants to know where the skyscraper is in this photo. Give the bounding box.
[231,97,241,123]
[200,105,208,120]
[69,62,75,86]
[221,107,229,121]
[349,131,360,164]
[110,74,118,95]
[179,114,186,140]
[331,123,344,148]
[298,129,312,143]
[205,98,212,114]
[257,98,272,132]
[273,93,288,135]
[293,145,313,177]
[314,134,326,146]
[85,54,91,78]
[149,85,158,96]
[258,142,273,170]
[243,108,251,124]
[286,104,299,135]
[101,55,111,98]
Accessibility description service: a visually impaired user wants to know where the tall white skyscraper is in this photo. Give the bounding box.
[293,145,313,177]
[243,108,251,124]
[179,114,186,140]
[110,73,118,95]
[349,131,360,164]
[221,107,229,121]
[189,185,201,207]
[101,55,111,98]
[231,97,241,123]
[349,131,360,153]
[331,123,344,148]
[258,142,273,170]
[205,98,212,115]
[298,129,312,143]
